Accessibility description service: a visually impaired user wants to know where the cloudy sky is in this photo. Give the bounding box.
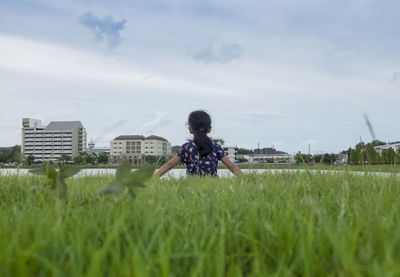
[1,0,400,154]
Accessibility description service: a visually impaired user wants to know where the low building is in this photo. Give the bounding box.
[109,135,171,165]
[254,147,276,154]
[222,145,238,163]
[21,118,87,162]
[91,147,110,156]
[185,137,225,146]
[212,137,225,145]
[374,143,400,154]
[248,153,295,164]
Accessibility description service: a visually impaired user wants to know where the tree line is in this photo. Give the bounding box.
[0,145,22,164]
[345,140,400,165]
[294,140,400,165]
[294,152,339,165]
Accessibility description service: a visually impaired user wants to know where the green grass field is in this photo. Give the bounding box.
[234,164,400,173]
[1,171,400,276]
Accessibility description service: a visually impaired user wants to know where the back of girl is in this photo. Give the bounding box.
[155,110,242,177]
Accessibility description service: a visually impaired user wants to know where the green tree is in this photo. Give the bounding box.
[73,155,82,165]
[97,153,109,164]
[12,145,22,163]
[58,154,72,165]
[365,144,378,164]
[145,155,158,165]
[171,145,180,154]
[371,140,386,146]
[387,148,396,164]
[321,153,338,164]
[355,143,365,164]
[0,153,6,163]
[237,148,253,155]
[157,156,166,165]
[295,152,312,164]
[144,155,166,165]
[237,157,249,163]
[79,152,96,165]
[86,154,97,165]
[381,150,388,164]
[26,155,35,166]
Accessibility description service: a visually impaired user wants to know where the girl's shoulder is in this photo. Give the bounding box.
[212,141,223,149]
[179,141,196,152]
[181,141,195,147]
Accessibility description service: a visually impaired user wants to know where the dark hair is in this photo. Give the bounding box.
[188,110,212,157]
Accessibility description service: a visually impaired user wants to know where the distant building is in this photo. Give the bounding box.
[184,137,239,162]
[249,153,295,164]
[211,137,225,145]
[335,153,348,165]
[87,138,110,155]
[186,137,225,146]
[21,118,87,162]
[223,145,238,163]
[109,135,171,165]
[254,147,277,154]
[144,135,172,156]
[91,147,110,156]
[374,143,400,154]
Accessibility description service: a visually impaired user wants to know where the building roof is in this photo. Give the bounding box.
[145,135,168,142]
[113,135,169,142]
[374,143,400,150]
[45,121,83,130]
[114,135,146,140]
[211,137,225,145]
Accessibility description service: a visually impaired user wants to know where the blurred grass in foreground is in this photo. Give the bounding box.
[1,171,400,276]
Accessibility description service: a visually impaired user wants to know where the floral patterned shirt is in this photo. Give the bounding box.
[177,141,225,176]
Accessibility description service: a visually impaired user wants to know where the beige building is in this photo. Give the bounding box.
[110,135,171,165]
[21,118,87,162]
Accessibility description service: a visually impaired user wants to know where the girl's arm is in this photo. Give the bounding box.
[221,156,243,176]
[154,155,181,177]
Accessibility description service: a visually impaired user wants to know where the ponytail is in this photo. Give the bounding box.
[193,130,212,157]
[188,110,213,157]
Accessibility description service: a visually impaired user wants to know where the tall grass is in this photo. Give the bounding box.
[1,172,400,276]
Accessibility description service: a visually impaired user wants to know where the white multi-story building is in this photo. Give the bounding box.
[21,118,87,162]
[222,145,238,163]
[109,135,171,165]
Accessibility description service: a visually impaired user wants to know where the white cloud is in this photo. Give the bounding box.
[391,72,400,82]
[238,108,287,120]
[79,11,127,48]
[2,0,400,153]
[135,113,170,136]
[0,34,230,96]
[92,120,126,143]
[192,42,244,64]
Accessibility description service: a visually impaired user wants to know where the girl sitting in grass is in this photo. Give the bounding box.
[155,110,242,177]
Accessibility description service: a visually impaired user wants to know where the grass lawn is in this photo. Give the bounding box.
[1,171,400,276]
[235,164,400,173]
